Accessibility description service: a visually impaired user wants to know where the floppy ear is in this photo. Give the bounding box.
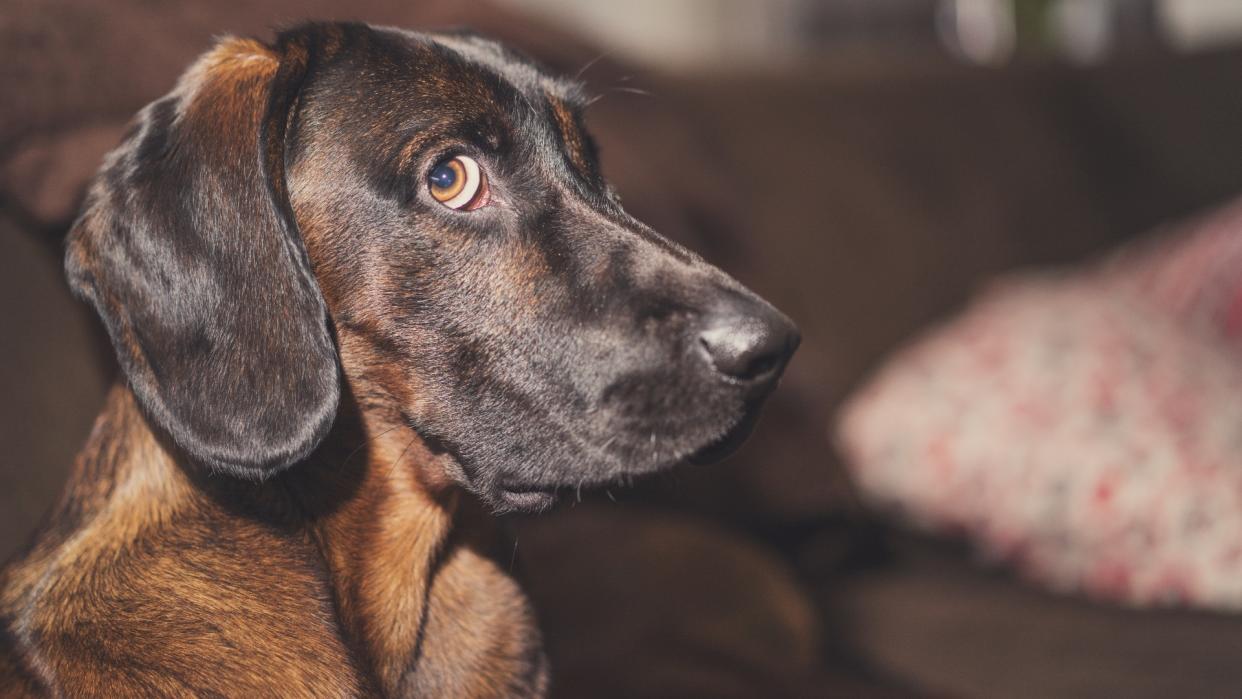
[65,35,339,479]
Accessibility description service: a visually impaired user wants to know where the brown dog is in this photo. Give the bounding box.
[0,22,797,697]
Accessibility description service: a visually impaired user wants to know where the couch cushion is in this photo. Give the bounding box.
[838,197,1242,608]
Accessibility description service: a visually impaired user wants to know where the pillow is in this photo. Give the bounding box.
[836,196,1242,609]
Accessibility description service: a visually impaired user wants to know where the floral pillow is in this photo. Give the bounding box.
[836,197,1242,609]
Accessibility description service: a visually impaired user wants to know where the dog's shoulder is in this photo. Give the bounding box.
[0,390,376,697]
[3,496,375,697]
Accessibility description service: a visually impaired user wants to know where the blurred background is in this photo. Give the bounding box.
[6,1,1242,696]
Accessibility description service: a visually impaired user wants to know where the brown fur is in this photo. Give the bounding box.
[548,95,595,180]
[0,380,545,697]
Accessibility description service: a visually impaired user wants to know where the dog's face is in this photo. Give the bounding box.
[66,23,797,512]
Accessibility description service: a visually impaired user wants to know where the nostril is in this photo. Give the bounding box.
[746,352,779,378]
[698,316,796,383]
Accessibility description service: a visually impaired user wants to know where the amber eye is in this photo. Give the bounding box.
[427,155,487,210]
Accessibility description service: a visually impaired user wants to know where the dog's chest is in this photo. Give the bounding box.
[398,544,548,698]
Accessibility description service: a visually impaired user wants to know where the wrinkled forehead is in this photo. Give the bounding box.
[424,30,586,106]
[425,31,599,175]
[301,25,595,176]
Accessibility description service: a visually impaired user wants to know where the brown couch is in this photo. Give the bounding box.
[5,2,1242,696]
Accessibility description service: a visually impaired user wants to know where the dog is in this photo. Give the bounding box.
[0,21,797,697]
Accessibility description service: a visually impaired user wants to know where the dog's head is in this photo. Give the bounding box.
[66,22,798,512]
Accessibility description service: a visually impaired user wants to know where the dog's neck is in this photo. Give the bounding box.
[4,384,542,697]
[285,397,463,692]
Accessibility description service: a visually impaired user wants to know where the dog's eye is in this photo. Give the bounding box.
[427,155,487,210]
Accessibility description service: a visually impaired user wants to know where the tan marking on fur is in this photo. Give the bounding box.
[548,95,592,177]
[302,413,457,693]
[176,37,278,107]
[173,38,279,160]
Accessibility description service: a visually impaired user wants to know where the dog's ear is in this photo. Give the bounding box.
[65,34,338,478]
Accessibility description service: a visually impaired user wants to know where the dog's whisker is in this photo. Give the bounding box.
[573,51,610,81]
[608,85,655,98]
[385,434,419,479]
[341,423,403,469]
[586,82,656,109]
[515,88,538,117]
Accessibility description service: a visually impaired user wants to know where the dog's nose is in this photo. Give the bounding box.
[697,299,799,385]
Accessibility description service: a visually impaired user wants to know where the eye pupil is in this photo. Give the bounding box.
[428,164,457,190]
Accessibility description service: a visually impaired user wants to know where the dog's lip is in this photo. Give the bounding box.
[495,483,559,513]
[687,403,763,465]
